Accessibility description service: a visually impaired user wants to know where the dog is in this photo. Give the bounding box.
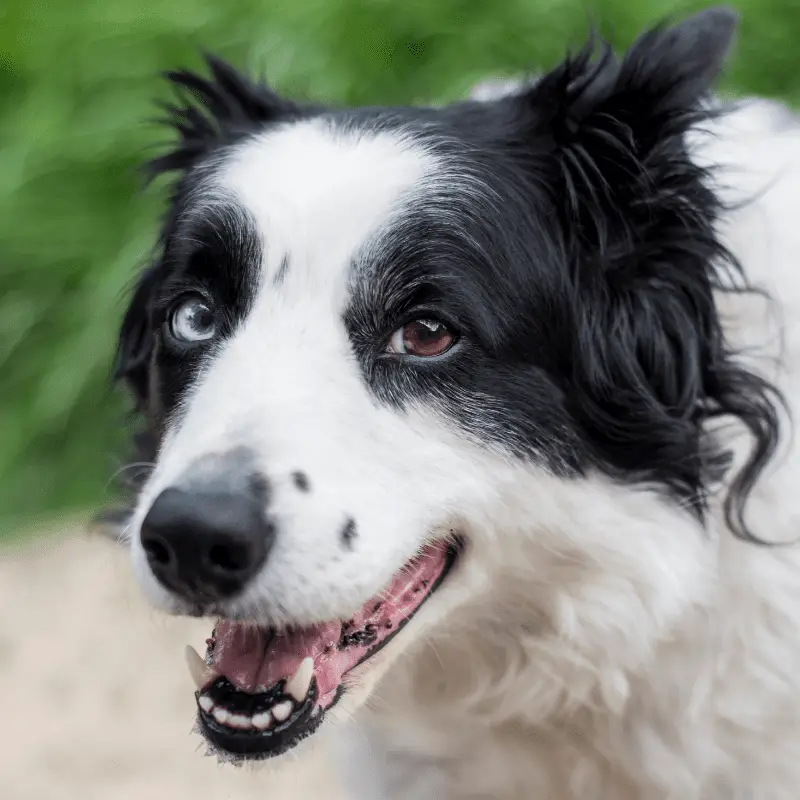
[113,6,800,798]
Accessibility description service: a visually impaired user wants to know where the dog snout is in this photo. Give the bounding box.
[140,472,273,603]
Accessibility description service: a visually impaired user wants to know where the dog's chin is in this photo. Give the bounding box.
[189,539,463,763]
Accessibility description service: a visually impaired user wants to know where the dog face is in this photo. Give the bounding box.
[117,9,779,761]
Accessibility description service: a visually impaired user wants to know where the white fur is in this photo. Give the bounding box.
[356,99,800,800]
[129,99,800,799]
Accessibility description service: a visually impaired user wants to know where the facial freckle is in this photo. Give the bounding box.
[340,518,357,550]
[292,471,310,493]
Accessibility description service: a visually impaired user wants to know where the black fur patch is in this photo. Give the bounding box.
[114,9,783,545]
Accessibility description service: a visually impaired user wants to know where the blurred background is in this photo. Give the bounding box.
[1,0,800,540]
[0,0,798,797]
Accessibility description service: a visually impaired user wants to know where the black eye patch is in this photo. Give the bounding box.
[137,201,264,418]
[159,205,263,321]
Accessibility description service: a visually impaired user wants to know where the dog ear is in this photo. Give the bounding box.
[511,6,738,243]
[114,265,159,412]
[146,54,302,179]
[504,9,781,538]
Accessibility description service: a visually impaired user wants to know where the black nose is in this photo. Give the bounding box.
[140,478,273,603]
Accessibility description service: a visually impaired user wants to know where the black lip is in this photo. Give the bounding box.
[195,539,462,760]
[338,539,460,670]
[197,677,330,760]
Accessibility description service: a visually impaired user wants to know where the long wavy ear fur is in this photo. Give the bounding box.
[506,8,784,541]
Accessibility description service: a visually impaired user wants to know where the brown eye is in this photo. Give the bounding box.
[387,319,456,357]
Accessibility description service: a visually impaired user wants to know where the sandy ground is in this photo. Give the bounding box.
[0,528,351,800]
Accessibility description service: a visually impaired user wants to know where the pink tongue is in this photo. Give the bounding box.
[211,543,450,708]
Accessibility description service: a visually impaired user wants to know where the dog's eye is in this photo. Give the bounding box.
[387,319,456,357]
[167,296,216,344]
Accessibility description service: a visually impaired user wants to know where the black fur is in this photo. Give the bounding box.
[147,54,305,178]
[114,8,783,543]
[501,8,783,538]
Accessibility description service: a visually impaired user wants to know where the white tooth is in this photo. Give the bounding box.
[272,700,293,722]
[185,645,221,691]
[227,714,252,729]
[213,707,229,725]
[252,711,272,730]
[198,695,214,713]
[284,657,314,703]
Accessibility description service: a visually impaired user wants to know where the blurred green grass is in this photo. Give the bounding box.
[1,0,799,538]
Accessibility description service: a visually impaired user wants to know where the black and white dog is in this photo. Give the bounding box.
[115,7,800,798]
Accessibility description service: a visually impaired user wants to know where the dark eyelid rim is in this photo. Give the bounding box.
[382,304,462,341]
[155,291,217,356]
[376,306,463,362]
[152,284,215,322]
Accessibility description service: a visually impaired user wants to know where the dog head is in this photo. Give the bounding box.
[116,7,780,761]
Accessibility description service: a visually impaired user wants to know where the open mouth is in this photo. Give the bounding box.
[186,539,460,760]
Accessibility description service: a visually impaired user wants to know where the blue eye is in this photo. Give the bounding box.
[168,296,216,344]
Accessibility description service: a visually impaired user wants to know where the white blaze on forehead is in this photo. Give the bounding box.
[142,117,441,483]
[218,118,435,298]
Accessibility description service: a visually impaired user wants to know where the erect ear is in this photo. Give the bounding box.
[503,10,754,518]
[146,54,302,179]
[510,7,738,241]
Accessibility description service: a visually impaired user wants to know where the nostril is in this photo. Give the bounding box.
[142,535,172,566]
[139,478,273,601]
[208,541,252,574]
